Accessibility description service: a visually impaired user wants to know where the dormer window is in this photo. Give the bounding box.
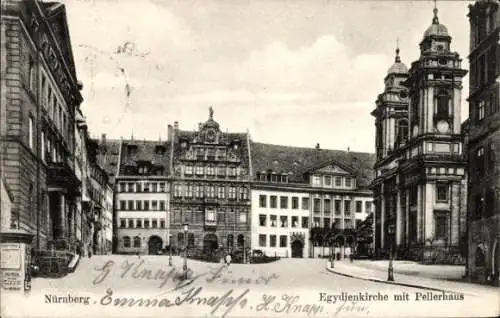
[180,141,187,149]
[138,165,149,175]
[155,145,165,154]
[312,175,321,186]
[280,175,288,183]
[258,173,266,181]
[271,174,278,182]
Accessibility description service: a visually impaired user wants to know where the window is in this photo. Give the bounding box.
[324,217,331,228]
[206,209,216,222]
[476,147,485,176]
[335,176,342,187]
[195,166,204,175]
[270,196,277,208]
[345,178,352,188]
[28,116,34,150]
[355,200,362,213]
[324,176,332,186]
[136,182,142,192]
[152,200,158,210]
[365,201,372,213]
[144,200,150,211]
[178,233,185,247]
[324,199,331,213]
[313,198,321,213]
[239,187,248,200]
[185,165,193,175]
[334,200,342,214]
[228,187,236,199]
[188,233,195,248]
[397,120,409,144]
[259,214,266,226]
[435,213,448,240]
[302,197,310,210]
[291,197,299,209]
[270,215,277,227]
[186,184,193,198]
[436,183,449,202]
[127,200,134,210]
[312,175,321,186]
[127,182,134,192]
[279,235,287,247]
[344,200,351,214]
[207,166,215,176]
[227,234,234,248]
[159,200,165,210]
[436,90,450,120]
[136,219,142,228]
[159,182,166,192]
[119,183,125,192]
[41,131,45,161]
[120,200,126,210]
[135,200,142,210]
[280,216,288,227]
[152,219,158,228]
[151,183,157,192]
[478,100,485,121]
[485,189,495,218]
[123,236,131,248]
[160,220,165,228]
[29,64,36,92]
[259,195,267,208]
[270,235,277,247]
[239,213,247,223]
[217,186,225,199]
[280,196,288,209]
[301,217,309,228]
[206,185,215,198]
[291,216,298,228]
[120,219,126,228]
[195,185,203,198]
[128,219,134,228]
[313,217,320,227]
[259,234,266,247]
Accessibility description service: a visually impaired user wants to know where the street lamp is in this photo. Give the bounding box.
[169,234,173,266]
[387,224,395,281]
[183,223,189,279]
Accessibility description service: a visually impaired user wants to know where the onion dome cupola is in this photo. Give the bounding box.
[384,44,409,92]
[419,4,452,54]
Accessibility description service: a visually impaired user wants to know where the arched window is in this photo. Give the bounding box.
[436,90,450,120]
[134,236,141,248]
[123,236,131,248]
[227,234,234,249]
[188,233,195,248]
[397,119,409,145]
[178,233,184,247]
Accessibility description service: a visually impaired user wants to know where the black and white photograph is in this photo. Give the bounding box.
[0,0,499,317]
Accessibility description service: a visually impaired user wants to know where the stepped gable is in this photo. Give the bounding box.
[119,139,170,176]
[250,142,375,188]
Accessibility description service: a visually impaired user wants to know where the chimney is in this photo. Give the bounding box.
[101,133,107,146]
[315,143,320,150]
[198,122,203,130]
[174,121,179,132]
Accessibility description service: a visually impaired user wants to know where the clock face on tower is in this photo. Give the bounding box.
[207,129,216,142]
[436,120,449,133]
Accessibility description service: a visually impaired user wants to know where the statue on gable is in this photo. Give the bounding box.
[209,106,214,120]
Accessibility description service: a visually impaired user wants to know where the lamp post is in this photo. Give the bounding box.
[183,224,188,279]
[388,224,395,281]
[169,234,172,266]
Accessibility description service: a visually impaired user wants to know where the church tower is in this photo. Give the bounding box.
[402,5,468,260]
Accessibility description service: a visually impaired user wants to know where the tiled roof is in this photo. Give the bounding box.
[119,139,171,176]
[95,139,121,184]
[250,142,375,188]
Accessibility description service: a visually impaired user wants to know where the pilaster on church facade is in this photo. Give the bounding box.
[371,5,468,264]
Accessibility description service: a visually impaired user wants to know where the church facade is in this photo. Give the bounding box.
[371,7,468,263]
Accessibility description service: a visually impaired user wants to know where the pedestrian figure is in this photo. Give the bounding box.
[225,253,232,267]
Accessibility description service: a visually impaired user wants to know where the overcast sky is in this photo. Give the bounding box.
[60,0,473,153]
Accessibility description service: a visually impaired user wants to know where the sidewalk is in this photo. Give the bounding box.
[326,260,500,297]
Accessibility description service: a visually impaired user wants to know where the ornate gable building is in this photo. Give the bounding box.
[372,7,468,263]
[168,109,252,255]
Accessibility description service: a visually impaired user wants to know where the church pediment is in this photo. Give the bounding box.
[312,162,352,175]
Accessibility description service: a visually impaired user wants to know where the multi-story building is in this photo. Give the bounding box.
[1,1,83,253]
[250,142,374,258]
[114,139,170,254]
[1,178,14,231]
[466,0,500,285]
[372,6,468,263]
[168,109,252,255]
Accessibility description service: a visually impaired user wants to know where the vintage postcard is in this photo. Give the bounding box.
[1,0,499,317]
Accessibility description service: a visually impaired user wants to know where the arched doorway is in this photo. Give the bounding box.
[148,236,163,255]
[203,234,218,254]
[291,240,304,258]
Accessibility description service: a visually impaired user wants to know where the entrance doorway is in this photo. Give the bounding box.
[203,234,218,254]
[148,236,163,255]
[291,240,304,258]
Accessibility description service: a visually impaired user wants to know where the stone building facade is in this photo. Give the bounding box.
[372,7,468,263]
[466,0,500,285]
[1,0,84,252]
[168,109,252,255]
